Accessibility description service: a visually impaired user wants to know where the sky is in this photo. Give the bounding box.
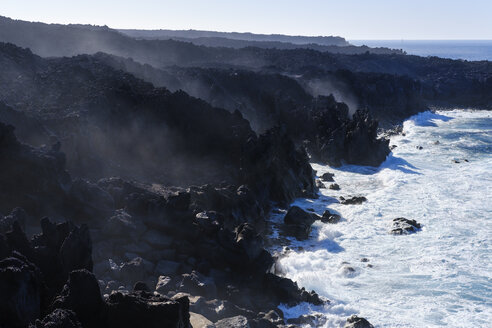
[2,0,491,40]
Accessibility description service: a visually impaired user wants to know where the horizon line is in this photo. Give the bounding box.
[2,15,490,41]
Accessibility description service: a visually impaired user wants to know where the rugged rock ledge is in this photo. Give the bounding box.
[0,117,323,327]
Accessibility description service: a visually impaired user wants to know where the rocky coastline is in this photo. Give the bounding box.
[0,16,490,328]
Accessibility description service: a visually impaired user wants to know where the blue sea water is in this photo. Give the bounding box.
[269,110,492,327]
[350,40,492,61]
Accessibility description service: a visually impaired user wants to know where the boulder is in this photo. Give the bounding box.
[344,315,374,328]
[329,183,340,190]
[30,309,82,328]
[340,196,367,205]
[390,218,421,235]
[320,172,335,182]
[234,223,263,262]
[321,210,341,224]
[283,206,316,240]
[262,273,323,307]
[215,315,250,328]
[51,270,104,328]
[106,290,190,328]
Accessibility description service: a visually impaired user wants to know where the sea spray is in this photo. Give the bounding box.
[271,109,492,327]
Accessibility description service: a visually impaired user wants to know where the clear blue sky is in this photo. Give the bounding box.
[2,0,491,39]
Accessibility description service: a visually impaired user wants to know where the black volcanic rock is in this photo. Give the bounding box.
[390,218,422,235]
[321,172,335,182]
[31,309,83,328]
[241,127,317,206]
[106,291,190,328]
[340,196,367,205]
[321,210,341,224]
[283,206,317,240]
[263,273,324,306]
[0,256,44,328]
[52,270,105,328]
[344,315,374,328]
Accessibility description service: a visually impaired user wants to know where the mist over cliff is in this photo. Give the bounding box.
[0,13,491,328]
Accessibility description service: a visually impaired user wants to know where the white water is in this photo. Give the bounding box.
[272,110,492,327]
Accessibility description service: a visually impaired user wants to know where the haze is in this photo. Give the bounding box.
[2,0,491,40]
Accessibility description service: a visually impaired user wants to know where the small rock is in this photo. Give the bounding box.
[315,180,325,188]
[215,315,250,328]
[344,315,374,328]
[321,172,335,182]
[321,210,341,224]
[390,218,421,235]
[329,183,340,190]
[340,196,367,205]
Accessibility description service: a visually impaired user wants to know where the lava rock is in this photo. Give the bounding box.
[106,290,190,328]
[234,223,264,262]
[31,309,82,328]
[283,206,316,240]
[344,315,374,328]
[51,269,104,328]
[321,210,341,224]
[263,273,323,307]
[340,196,367,205]
[329,183,340,190]
[320,172,335,182]
[390,218,421,235]
[0,256,44,328]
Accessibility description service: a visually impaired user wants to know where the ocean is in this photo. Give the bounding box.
[350,40,492,61]
[269,109,492,327]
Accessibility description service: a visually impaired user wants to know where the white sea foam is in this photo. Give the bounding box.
[272,109,492,327]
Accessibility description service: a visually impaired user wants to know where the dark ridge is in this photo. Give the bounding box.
[117,34,402,55]
[118,28,349,46]
[1,15,490,123]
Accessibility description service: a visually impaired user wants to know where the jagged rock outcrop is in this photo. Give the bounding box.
[30,309,83,328]
[0,255,44,328]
